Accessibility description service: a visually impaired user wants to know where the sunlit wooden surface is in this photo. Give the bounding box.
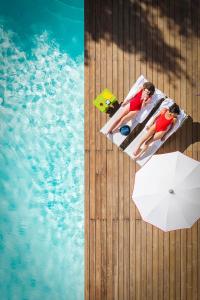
[85,1,200,299]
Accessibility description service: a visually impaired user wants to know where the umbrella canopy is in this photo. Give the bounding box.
[132,151,200,231]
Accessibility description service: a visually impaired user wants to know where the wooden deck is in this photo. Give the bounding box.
[85,1,200,299]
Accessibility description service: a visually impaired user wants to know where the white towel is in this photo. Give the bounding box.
[124,99,187,166]
[100,75,165,147]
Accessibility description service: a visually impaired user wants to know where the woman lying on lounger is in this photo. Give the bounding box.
[133,103,180,159]
[106,82,155,135]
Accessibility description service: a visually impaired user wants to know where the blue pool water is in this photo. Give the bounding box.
[0,1,84,299]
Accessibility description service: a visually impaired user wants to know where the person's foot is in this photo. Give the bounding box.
[137,144,148,158]
[111,127,119,134]
[133,143,148,159]
[105,128,112,135]
[133,147,141,156]
[133,151,142,159]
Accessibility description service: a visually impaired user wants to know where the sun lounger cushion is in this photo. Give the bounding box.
[124,98,187,166]
[100,75,165,147]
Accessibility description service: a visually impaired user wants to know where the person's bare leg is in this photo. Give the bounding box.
[133,126,156,156]
[135,131,166,159]
[105,104,130,134]
[111,110,138,133]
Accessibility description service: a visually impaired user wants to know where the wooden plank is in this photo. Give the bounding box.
[95,150,102,220]
[152,228,159,300]
[149,5,157,299]
[173,3,182,299]
[135,220,141,300]
[112,219,119,300]
[112,148,119,220]
[169,231,176,300]
[168,3,177,299]
[186,2,193,299]
[146,223,153,300]
[191,2,199,297]
[162,6,171,300]
[124,220,130,300]
[112,0,118,98]
[156,0,164,117]
[106,0,113,152]
[191,31,199,300]
[118,1,124,298]
[141,221,147,300]
[139,0,147,76]
[163,233,170,300]
[96,220,101,300]
[146,1,157,298]
[106,151,113,300]
[191,0,199,161]
[134,0,141,221]
[146,0,153,83]
[186,228,192,300]
[181,229,187,300]
[134,0,141,80]
[129,219,136,300]
[89,220,96,300]
[179,4,188,300]
[100,149,107,219]
[100,0,107,221]
[105,3,114,299]
[123,5,130,296]
[100,0,108,153]
[118,219,124,300]
[192,224,198,300]
[158,230,164,300]
[101,220,107,299]
[95,0,101,151]
[85,151,90,300]
[123,0,130,221]
[175,230,181,300]
[129,2,136,298]
[89,150,96,219]
[112,0,119,222]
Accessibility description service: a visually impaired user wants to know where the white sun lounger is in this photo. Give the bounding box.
[124,98,188,166]
[100,75,165,147]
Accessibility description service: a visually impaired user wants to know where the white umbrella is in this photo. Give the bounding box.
[132,151,200,231]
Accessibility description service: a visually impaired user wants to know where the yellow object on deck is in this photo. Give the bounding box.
[93,88,117,112]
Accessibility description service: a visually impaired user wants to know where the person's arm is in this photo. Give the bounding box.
[161,118,177,141]
[121,85,143,106]
[141,96,152,108]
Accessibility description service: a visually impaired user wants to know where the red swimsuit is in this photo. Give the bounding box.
[129,89,144,111]
[155,110,174,132]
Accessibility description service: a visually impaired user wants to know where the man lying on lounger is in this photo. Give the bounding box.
[133,103,180,159]
[105,82,155,135]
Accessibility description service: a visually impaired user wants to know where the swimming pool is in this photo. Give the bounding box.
[0,1,84,299]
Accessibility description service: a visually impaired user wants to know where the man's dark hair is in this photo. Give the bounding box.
[143,82,155,96]
[169,103,180,115]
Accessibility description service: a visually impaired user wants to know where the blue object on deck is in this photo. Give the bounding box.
[120,125,131,136]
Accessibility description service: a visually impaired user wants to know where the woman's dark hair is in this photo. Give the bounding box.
[143,82,155,96]
[169,103,180,115]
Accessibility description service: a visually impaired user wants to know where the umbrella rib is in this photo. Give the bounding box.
[166,196,191,228]
[176,195,198,226]
[177,164,200,186]
[142,195,169,226]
